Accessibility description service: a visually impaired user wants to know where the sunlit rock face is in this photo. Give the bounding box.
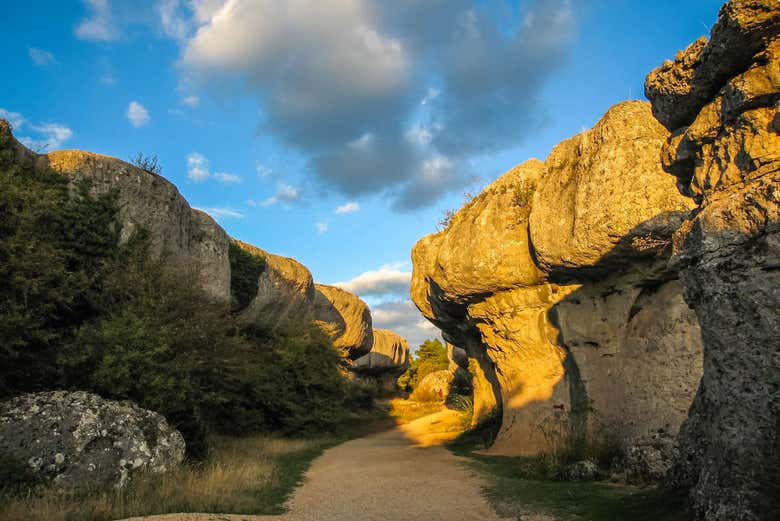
[352,329,409,374]
[313,283,373,359]
[411,100,704,473]
[646,1,779,519]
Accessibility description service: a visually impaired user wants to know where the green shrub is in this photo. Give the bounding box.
[397,338,449,392]
[228,241,266,312]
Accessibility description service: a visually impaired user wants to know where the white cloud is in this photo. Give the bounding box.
[315,221,329,234]
[261,183,301,207]
[213,171,242,183]
[126,101,150,127]
[75,0,118,41]
[1,108,73,151]
[0,108,24,130]
[196,207,244,219]
[334,263,411,297]
[255,162,272,178]
[28,48,56,67]
[335,201,360,214]
[158,0,193,42]
[247,199,257,207]
[187,152,210,182]
[370,299,440,349]
[182,95,200,107]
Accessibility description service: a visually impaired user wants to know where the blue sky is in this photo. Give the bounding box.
[0,0,724,347]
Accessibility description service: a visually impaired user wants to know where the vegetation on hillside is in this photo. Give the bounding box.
[0,136,374,462]
[228,240,266,311]
[397,338,449,392]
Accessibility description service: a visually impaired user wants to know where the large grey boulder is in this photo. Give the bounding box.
[312,284,373,359]
[0,391,185,490]
[351,329,409,375]
[646,2,780,519]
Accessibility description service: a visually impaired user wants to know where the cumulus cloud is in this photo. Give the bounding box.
[334,263,411,298]
[28,48,56,67]
[186,152,240,183]
[335,202,360,214]
[370,299,440,349]
[169,0,576,210]
[76,0,118,41]
[126,101,150,127]
[1,108,73,151]
[196,206,244,219]
[261,183,301,207]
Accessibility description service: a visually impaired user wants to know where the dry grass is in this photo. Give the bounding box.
[0,435,322,521]
[389,398,445,424]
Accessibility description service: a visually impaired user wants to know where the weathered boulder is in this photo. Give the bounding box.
[411,370,453,402]
[411,100,704,465]
[313,284,373,359]
[0,391,184,490]
[646,2,779,519]
[235,240,316,331]
[38,149,231,302]
[352,329,409,375]
[529,101,695,278]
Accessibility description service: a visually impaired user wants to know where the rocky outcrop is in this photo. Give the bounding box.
[412,101,704,467]
[352,329,409,374]
[39,150,231,302]
[645,2,779,519]
[0,391,184,490]
[411,370,454,402]
[235,240,316,331]
[313,284,373,359]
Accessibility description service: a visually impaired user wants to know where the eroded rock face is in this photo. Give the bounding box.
[313,284,373,359]
[645,2,779,519]
[411,101,704,467]
[0,391,185,490]
[39,150,231,302]
[235,240,316,331]
[352,329,409,375]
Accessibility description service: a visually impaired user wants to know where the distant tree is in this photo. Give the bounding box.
[130,153,161,175]
[397,338,449,391]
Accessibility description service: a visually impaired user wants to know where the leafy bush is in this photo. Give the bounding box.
[397,339,449,392]
[0,136,364,461]
[228,241,266,312]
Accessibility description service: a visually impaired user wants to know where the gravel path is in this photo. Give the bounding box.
[119,412,508,521]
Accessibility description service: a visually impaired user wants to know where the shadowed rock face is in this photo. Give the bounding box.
[411,101,704,474]
[352,329,409,375]
[646,2,779,519]
[235,240,316,331]
[313,284,373,359]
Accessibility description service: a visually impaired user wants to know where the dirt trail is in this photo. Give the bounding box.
[120,411,507,521]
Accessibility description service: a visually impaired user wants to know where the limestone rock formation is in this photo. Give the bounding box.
[411,370,454,402]
[0,391,185,490]
[352,329,409,374]
[411,101,704,465]
[235,240,316,331]
[645,2,779,519]
[529,101,695,277]
[39,149,231,302]
[313,284,373,359]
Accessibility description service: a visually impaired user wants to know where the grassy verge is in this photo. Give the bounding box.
[449,434,690,521]
[0,408,392,521]
[388,397,445,424]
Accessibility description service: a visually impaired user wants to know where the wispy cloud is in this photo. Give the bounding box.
[75,0,118,41]
[213,172,242,183]
[182,95,199,107]
[261,183,301,207]
[335,201,360,214]
[28,48,56,67]
[256,162,272,178]
[195,207,244,219]
[315,221,329,234]
[1,108,73,151]
[126,101,150,127]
